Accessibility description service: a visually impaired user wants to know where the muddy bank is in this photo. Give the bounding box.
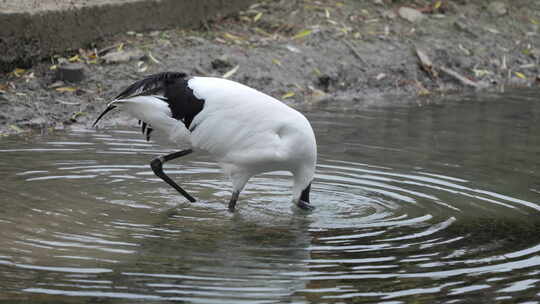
[0,0,539,135]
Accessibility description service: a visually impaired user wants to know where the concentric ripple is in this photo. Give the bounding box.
[1,89,540,303]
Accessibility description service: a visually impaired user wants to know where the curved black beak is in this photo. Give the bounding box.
[93,105,117,127]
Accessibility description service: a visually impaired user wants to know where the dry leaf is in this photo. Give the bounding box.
[434,0,442,10]
[293,29,312,39]
[9,125,23,132]
[68,54,80,62]
[253,12,263,22]
[12,68,26,77]
[282,92,295,99]
[55,87,77,93]
[224,32,243,41]
[514,72,527,79]
[272,59,282,66]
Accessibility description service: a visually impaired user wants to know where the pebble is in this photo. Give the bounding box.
[55,63,85,83]
[398,7,425,23]
[102,49,144,64]
[487,2,507,16]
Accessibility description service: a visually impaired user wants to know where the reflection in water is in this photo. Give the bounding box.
[0,89,539,303]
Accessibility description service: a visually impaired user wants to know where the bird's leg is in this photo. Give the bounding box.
[297,200,315,211]
[150,149,196,202]
[297,182,315,211]
[228,190,240,213]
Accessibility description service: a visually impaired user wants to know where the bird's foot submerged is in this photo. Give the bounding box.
[297,200,315,211]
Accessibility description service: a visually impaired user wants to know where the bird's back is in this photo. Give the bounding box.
[188,77,316,172]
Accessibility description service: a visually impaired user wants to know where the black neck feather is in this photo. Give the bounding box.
[115,72,204,129]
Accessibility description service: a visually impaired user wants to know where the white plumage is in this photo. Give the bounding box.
[94,72,317,212]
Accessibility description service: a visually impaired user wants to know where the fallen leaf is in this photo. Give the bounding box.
[514,72,527,79]
[418,88,430,96]
[434,1,442,9]
[254,27,271,36]
[272,59,282,66]
[224,32,243,41]
[55,87,77,93]
[253,12,262,22]
[68,54,80,62]
[282,92,295,99]
[12,68,26,77]
[49,65,58,70]
[293,29,312,39]
[473,69,491,77]
[9,125,23,133]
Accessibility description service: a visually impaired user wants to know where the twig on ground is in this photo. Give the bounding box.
[439,66,479,88]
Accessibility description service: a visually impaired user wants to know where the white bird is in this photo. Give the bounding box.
[93,72,317,212]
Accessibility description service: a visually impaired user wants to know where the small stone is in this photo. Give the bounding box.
[55,63,85,83]
[382,9,397,19]
[102,49,144,64]
[398,7,425,23]
[211,56,232,71]
[487,1,507,16]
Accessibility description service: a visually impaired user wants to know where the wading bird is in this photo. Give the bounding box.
[93,72,317,212]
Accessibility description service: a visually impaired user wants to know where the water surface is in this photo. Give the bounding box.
[0,89,539,303]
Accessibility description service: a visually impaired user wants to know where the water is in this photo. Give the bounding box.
[1,89,539,303]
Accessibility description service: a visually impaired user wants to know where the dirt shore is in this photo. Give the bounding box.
[0,0,539,135]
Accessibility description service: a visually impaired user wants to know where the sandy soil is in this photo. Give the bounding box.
[0,0,539,135]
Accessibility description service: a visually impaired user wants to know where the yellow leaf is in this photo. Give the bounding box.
[224,32,243,41]
[418,88,430,96]
[253,12,262,22]
[530,18,539,25]
[282,92,295,99]
[434,0,442,9]
[254,27,271,36]
[293,29,312,39]
[515,72,527,79]
[55,87,77,93]
[117,43,124,52]
[12,68,26,77]
[68,54,80,62]
[9,125,23,132]
[272,58,282,66]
